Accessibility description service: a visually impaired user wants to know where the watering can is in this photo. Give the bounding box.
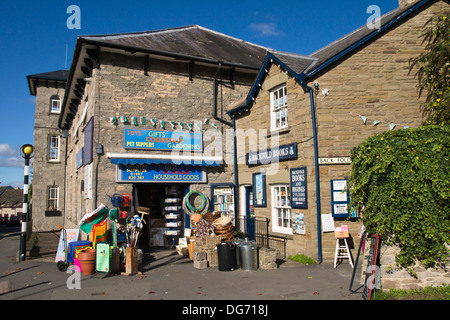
[121,193,132,207]
[107,194,124,207]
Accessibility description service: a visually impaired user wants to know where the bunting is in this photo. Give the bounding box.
[350,111,412,130]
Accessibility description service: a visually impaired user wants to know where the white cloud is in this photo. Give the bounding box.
[0,156,23,168]
[0,144,17,156]
[249,23,285,37]
[0,144,25,168]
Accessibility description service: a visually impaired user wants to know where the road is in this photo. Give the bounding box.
[0,225,364,312]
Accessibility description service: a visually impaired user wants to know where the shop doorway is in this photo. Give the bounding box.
[133,183,189,249]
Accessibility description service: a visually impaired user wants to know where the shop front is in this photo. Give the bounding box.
[108,149,222,249]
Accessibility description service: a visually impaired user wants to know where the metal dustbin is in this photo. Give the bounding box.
[239,239,257,271]
[217,242,237,271]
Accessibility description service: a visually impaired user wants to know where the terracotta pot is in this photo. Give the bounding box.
[77,248,96,275]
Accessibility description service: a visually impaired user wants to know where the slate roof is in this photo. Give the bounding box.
[0,188,23,208]
[80,25,270,69]
[27,69,70,96]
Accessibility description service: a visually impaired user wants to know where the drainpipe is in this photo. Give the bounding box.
[213,62,233,127]
[232,117,240,230]
[298,74,322,263]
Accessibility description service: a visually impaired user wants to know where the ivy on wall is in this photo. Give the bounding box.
[347,125,449,268]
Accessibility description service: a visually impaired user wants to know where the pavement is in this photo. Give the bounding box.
[0,226,365,307]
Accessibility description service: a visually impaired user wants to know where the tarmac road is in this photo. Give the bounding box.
[0,227,364,307]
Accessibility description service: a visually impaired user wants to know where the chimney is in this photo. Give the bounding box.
[399,0,420,8]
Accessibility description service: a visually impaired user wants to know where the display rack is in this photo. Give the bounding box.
[164,187,181,247]
[211,184,235,224]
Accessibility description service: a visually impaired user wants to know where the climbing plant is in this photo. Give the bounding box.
[347,125,450,268]
[409,12,449,125]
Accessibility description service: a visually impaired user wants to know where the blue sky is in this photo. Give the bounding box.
[0,0,398,187]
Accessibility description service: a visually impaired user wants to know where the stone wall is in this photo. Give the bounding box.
[32,86,66,231]
[63,50,256,230]
[380,245,450,290]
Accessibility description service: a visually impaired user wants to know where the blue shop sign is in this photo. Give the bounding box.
[246,143,297,166]
[123,128,202,152]
[118,163,206,183]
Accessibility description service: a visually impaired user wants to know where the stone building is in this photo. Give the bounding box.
[228,0,449,288]
[27,70,69,232]
[56,25,269,245]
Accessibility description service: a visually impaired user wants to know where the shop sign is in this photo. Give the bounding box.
[117,163,206,183]
[123,128,202,152]
[290,167,308,209]
[246,143,297,166]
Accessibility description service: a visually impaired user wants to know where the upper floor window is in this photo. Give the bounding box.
[49,135,60,162]
[50,95,61,113]
[270,84,288,131]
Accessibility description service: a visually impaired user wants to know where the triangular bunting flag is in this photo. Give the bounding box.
[373,120,381,126]
[160,120,165,130]
[389,123,396,130]
[140,117,146,125]
[360,115,367,124]
[195,123,201,131]
[151,119,156,128]
[212,123,218,130]
[170,121,176,129]
[187,123,193,131]
[203,118,209,125]
[178,122,184,130]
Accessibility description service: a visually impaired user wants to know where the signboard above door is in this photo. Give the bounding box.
[123,128,202,152]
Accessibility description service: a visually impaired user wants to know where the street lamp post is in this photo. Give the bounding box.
[19,144,33,262]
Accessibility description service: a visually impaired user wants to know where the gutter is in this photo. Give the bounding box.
[297,73,323,264]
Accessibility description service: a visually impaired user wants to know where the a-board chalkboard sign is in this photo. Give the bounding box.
[362,234,380,300]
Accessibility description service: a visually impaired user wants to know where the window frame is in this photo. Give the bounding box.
[271,184,292,235]
[48,186,59,211]
[270,84,288,132]
[49,95,61,114]
[48,135,60,162]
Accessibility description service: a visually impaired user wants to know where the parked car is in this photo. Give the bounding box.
[7,217,20,227]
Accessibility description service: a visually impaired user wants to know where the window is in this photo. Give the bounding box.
[271,185,292,234]
[49,135,60,161]
[48,186,59,211]
[50,95,61,113]
[270,84,288,131]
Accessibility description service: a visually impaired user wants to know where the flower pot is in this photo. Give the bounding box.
[77,248,96,275]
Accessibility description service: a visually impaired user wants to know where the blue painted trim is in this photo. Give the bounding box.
[305,0,438,79]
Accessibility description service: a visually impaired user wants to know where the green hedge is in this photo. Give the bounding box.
[348,126,449,268]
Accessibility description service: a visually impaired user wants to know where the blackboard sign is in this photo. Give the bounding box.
[290,167,307,209]
[362,234,380,300]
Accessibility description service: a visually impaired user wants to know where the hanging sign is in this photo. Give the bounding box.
[123,128,202,152]
[117,163,206,183]
[246,143,297,166]
[290,167,308,209]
